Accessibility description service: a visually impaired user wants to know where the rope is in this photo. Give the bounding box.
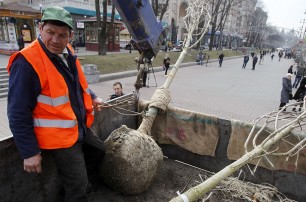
[98,95,143,117]
[111,106,144,116]
[148,87,171,113]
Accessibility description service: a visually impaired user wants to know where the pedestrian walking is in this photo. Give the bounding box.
[271,53,275,61]
[163,53,170,75]
[259,53,264,64]
[288,65,294,74]
[278,51,283,61]
[251,51,255,58]
[218,52,224,67]
[252,55,258,70]
[197,50,204,65]
[242,55,249,68]
[279,73,293,111]
[17,33,25,51]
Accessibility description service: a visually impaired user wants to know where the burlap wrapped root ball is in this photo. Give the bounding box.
[100,125,163,195]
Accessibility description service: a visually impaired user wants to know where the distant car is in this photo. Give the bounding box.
[172,44,182,52]
[200,44,208,49]
[120,40,129,49]
[119,40,134,50]
[284,49,292,58]
[159,45,167,51]
[124,43,134,50]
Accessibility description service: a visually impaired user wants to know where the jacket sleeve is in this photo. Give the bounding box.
[7,55,41,159]
[89,88,97,100]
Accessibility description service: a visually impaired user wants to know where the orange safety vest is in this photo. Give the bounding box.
[7,39,94,149]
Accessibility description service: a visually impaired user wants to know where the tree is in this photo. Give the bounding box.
[151,0,170,21]
[101,0,212,195]
[208,0,243,50]
[246,5,267,48]
[170,102,306,202]
[137,1,212,132]
[95,0,107,55]
[108,5,116,51]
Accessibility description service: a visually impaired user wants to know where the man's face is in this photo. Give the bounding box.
[113,84,123,96]
[39,22,73,54]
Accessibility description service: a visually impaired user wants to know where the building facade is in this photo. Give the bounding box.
[0,2,41,54]
[159,0,260,48]
[3,0,121,51]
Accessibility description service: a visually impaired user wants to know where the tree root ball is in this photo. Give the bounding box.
[100,125,163,195]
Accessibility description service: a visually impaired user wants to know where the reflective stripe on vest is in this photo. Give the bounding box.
[7,40,94,149]
[37,94,69,106]
[34,119,77,128]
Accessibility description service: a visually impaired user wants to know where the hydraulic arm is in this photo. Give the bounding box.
[112,0,166,59]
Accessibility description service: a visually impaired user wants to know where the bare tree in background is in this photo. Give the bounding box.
[246,3,267,48]
[137,0,212,146]
[108,5,116,51]
[170,102,306,201]
[95,0,107,55]
[151,0,170,21]
[208,0,247,51]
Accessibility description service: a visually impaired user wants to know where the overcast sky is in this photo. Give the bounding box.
[261,0,306,32]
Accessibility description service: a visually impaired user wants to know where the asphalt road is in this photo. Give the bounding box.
[89,55,294,123]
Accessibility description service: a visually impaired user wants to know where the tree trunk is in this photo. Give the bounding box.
[159,0,170,21]
[170,126,293,202]
[110,5,116,50]
[95,0,103,55]
[100,0,108,55]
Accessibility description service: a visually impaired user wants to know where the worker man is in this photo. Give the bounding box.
[7,6,104,201]
[109,81,125,100]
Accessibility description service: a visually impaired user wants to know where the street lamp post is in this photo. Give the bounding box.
[39,4,42,15]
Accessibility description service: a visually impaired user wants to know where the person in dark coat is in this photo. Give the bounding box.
[278,51,283,61]
[292,65,303,88]
[279,73,293,110]
[252,55,258,70]
[17,33,25,51]
[242,55,249,68]
[197,51,204,65]
[163,53,170,75]
[251,51,254,58]
[218,52,224,67]
[108,81,125,100]
[288,65,294,74]
[292,77,306,111]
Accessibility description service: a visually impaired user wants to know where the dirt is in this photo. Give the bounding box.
[88,157,245,202]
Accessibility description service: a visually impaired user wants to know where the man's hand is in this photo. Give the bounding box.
[24,153,42,173]
[92,97,104,111]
